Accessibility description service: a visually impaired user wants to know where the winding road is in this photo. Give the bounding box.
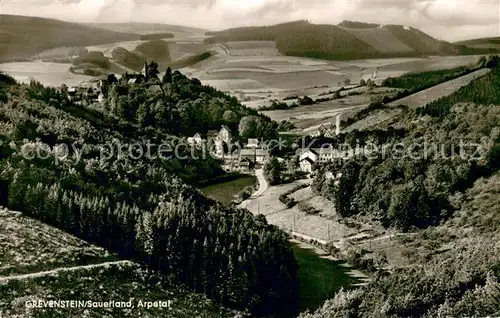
[238,168,268,209]
[0,260,133,283]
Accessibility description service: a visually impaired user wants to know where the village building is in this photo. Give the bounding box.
[297,146,341,165]
[187,133,203,145]
[240,148,270,164]
[219,125,232,143]
[299,157,314,173]
[298,148,318,163]
[84,87,98,100]
[238,157,252,172]
[98,92,105,103]
[67,87,79,101]
[246,138,259,148]
[314,146,339,163]
[324,130,337,138]
[206,130,219,142]
[312,124,329,137]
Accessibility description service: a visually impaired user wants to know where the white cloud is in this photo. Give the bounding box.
[1,0,499,41]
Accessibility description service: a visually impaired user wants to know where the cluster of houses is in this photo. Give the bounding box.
[187,126,271,172]
[311,113,341,138]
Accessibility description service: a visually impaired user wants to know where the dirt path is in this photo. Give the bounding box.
[238,168,268,209]
[0,260,133,283]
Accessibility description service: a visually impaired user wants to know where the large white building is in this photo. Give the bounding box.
[297,146,343,165]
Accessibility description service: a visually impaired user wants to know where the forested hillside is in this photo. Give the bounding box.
[304,64,500,317]
[0,14,139,62]
[0,70,298,317]
[204,20,497,60]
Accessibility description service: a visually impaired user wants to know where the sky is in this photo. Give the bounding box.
[1,0,499,42]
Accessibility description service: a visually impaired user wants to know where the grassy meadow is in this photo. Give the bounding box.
[291,242,360,313]
[200,174,256,205]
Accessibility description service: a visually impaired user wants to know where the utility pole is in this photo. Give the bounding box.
[328,223,330,241]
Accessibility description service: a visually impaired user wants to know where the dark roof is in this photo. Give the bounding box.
[297,148,318,156]
[240,149,269,157]
[300,157,315,164]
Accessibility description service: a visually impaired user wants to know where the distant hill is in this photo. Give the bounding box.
[204,20,499,60]
[87,22,207,37]
[0,15,140,62]
[455,37,500,49]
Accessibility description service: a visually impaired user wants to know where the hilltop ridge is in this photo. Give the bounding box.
[204,20,498,60]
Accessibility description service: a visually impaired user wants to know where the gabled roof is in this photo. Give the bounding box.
[220,125,231,132]
[297,148,318,156]
[300,157,315,164]
[240,148,269,157]
[193,133,202,138]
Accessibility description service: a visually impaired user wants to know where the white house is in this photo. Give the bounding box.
[299,157,314,173]
[98,92,105,103]
[255,149,270,164]
[214,139,225,158]
[246,138,259,148]
[219,125,232,143]
[314,147,337,163]
[240,148,269,164]
[188,133,203,146]
[298,148,318,163]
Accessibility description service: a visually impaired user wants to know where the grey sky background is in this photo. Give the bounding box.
[1,0,499,42]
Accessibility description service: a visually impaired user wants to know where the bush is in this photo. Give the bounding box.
[237,185,254,201]
[297,201,320,215]
[298,95,314,106]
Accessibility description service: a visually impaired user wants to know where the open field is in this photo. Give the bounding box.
[200,175,256,205]
[0,61,92,86]
[226,41,280,56]
[387,68,490,108]
[244,180,358,242]
[0,213,118,277]
[0,262,237,318]
[259,86,399,135]
[291,241,361,312]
